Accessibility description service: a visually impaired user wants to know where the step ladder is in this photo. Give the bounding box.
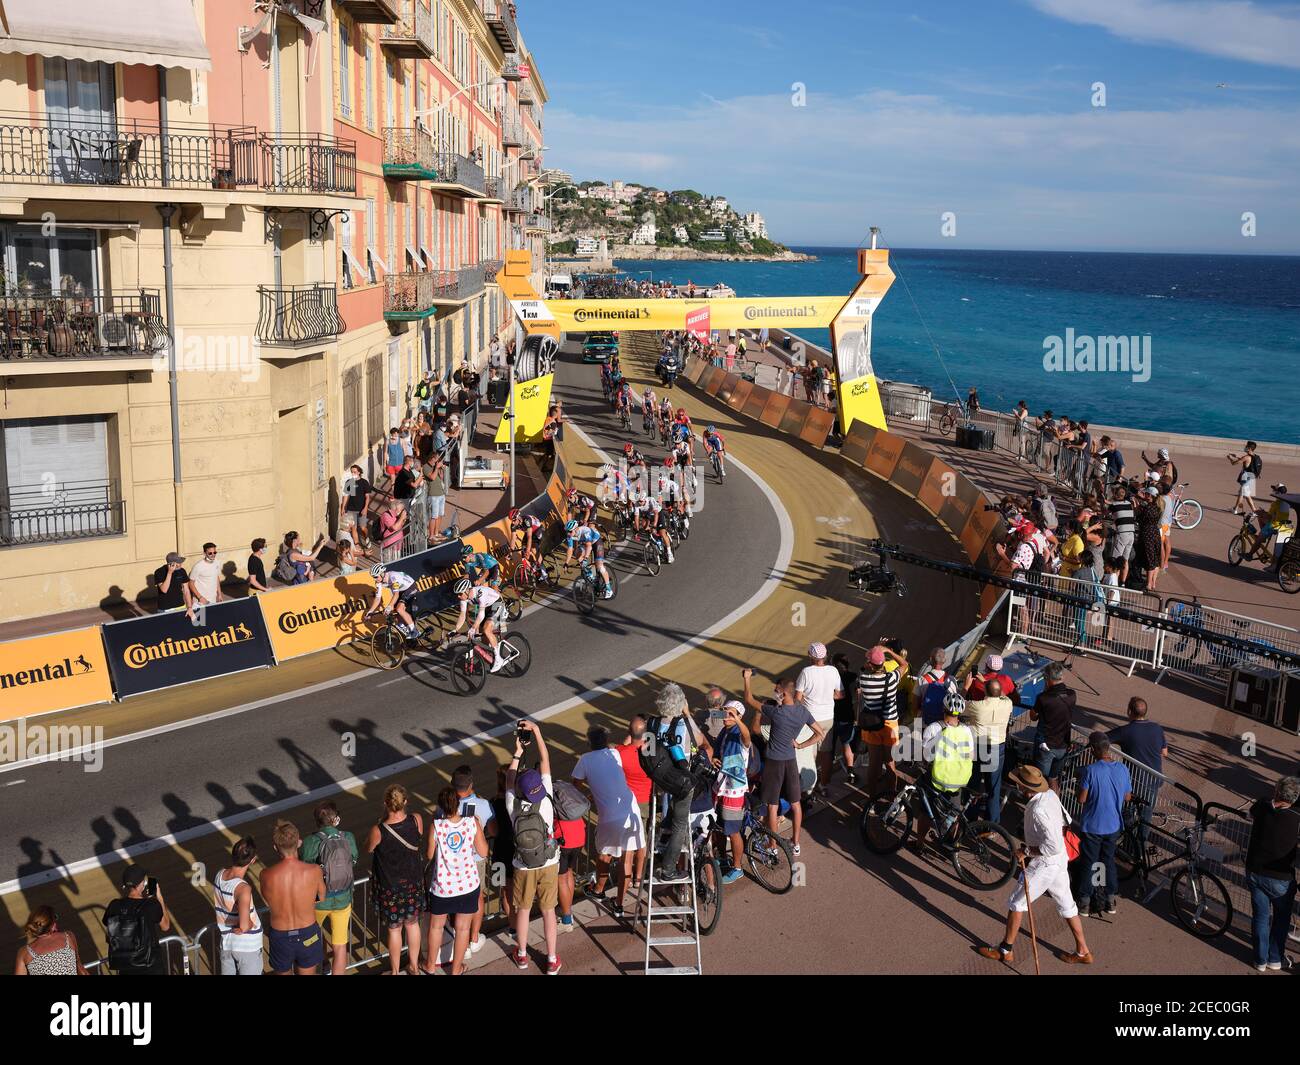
[633,787,702,975]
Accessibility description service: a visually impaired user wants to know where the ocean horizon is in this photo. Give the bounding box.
[613,247,1300,445]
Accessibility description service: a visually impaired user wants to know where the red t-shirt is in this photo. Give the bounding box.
[967,671,1016,702]
[617,742,653,804]
[554,816,585,851]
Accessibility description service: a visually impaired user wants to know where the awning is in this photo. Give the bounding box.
[0,0,212,71]
[420,245,437,269]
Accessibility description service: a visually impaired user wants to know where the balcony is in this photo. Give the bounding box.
[384,265,485,320]
[382,1,434,59]
[503,184,530,213]
[519,80,535,106]
[0,116,357,196]
[502,59,524,82]
[429,150,486,197]
[525,212,550,233]
[482,177,507,202]
[500,111,525,148]
[479,1,519,53]
[382,126,436,180]
[256,284,345,346]
[0,289,165,363]
[0,479,125,548]
[337,0,399,22]
[481,259,504,285]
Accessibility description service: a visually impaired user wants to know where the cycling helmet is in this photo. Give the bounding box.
[460,543,474,558]
[623,442,634,455]
[643,386,652,394]
[567,487,578,501]
[453,578,472,595]
[676,408,686,420]
[369,564,386,579]
[564,519,578,533]
[943,690,967,718]
[706,425,715,434]
[508,507,521,524]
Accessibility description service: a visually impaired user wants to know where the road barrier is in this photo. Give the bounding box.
[0,625,114,722]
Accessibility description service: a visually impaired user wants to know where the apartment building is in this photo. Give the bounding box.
[0,0,547,624]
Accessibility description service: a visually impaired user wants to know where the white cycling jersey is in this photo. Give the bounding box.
[380,570,416,593]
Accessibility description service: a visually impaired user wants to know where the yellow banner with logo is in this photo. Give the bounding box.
[0,627,114,720]
[542,297,847,332]
[495,373,555,444]
[831,249,895,435]
[257,573,382,662]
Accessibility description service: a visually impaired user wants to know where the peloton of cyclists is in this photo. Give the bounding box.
[364,564,420,639]
[444,577,509,672]
[564,518,614,599]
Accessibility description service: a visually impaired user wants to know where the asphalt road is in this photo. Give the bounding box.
[1,340,783,883]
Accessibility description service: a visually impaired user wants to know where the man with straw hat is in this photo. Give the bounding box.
[977,764,1095,967]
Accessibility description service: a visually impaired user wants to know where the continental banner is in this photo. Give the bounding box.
[542,296,848,332]
[495,373,555,445]
[102,598,275,699]
[259,573,380,662]
[384,540,473,618]
[0,627,114,720]
[831,249,895,436]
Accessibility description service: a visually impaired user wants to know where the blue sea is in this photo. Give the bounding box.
[613,248,1300,444]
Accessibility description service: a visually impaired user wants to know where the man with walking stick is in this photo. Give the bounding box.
[977,765,1095,967]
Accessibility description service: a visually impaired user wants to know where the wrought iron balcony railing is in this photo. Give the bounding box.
[336,0,399,23]
[500,111,525,147]
[382,126,436,180]
[430,150,486,196]
[384,265,485,318]
[0,115,356,194]
[382,0,434,58]
[504,183,531,213]
[481,259,504,284]
[502,59,524,82]
[0,289,165,361]
[478,0,519,53]
[0,479,125,547]
[256,284,345,346]
[525,212,550,232]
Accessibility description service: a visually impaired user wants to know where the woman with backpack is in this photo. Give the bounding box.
[420,786,488,975]
[276,531,323,585]
[300,802,358,977]
[364,785,425,976]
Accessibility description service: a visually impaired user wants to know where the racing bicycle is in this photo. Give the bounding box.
[708,448,726,483]
[510,549,560,602]
[570,557,618,615]
[441,629,532,695]
[369,608,444,671]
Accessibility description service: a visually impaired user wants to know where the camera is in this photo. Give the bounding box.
[143,876,158,899]
[515,722,534,749]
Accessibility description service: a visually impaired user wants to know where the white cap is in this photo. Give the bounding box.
[808,642,827,660]
[1158,448,1169,459]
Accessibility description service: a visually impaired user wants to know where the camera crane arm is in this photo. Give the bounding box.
[864,539,1300,670]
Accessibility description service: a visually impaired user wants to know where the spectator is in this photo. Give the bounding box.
[261,821,325,976]
[393,455,422,503]
[1135,485,1163,591]
[978,765,1094,966]
[212,836,263,976]
[706,699,752,885]
[1074,732,1132,916]
[1228,441,1262,516]
[490,765,516,925]
[553,778,587,934]
[16,906,87,976]
[364,785,424,976]
[1106,483,1137,585]
[574,725,645,918]
[916,695,975,845]
[913,647,951,724]
[424,454,448,541]
[190,542,224,607]
[104,867,171,975]
[1108,697,1167,850]
[337,538,358,576]
[617,714,654,892]
[341,464,373,554]
[795,642,843,794]
[965,678,1014,824]
[277,531,324,585]
[152,551,193,615]
[746,669,822,858]
[421,786,489,976]
[505,720,562,975]
[246,538,270,594]
[1245,777,1300,971]
[378,500,408,564]
[964,654,1016,703]
[446,765,495,954]
[300,801,357,977]
[857,647,901,798]
[1031,484,1058,537]
[647,682,704,880]
[1058,519,1085,578]
[384,428,404,479]
[1029,662,1075,787]
[831,653,860,785]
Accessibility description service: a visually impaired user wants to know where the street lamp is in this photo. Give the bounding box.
[412,76,505,124]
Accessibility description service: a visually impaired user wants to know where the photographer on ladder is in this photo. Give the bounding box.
[641,683,707,883]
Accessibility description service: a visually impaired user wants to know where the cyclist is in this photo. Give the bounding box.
[636,491,675,564]
[671,407,693,445]
[615,380,633,422]
[563,518,613,599]
[623,441,648,472]
[915,691,975,848]
[509,507,543,559]
[658,395,674,440]
[364,564,419,639]
[702,424,727,478]
[567,486,598,526]
[445,577,508,673]
[598,463,629,507]
[600,360,614,399]
[670,434,694,502]
[461,542,501,588]
[641,386,658,431]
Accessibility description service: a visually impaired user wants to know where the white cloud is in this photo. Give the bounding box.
[543,90,1300,250]
[1028,0,1300,70]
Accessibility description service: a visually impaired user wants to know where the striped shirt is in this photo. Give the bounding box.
[858,669,900,724]
[1109,499,1136,533]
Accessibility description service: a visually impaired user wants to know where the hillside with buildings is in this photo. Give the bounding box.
[546,180,812,261]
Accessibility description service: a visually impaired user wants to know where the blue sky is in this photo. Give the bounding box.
[518,0,1300,253]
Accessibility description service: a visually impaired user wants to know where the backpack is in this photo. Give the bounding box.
[314,831,354,895]
[274,545,297,584]
[919,672,955,727]
[638,740,694,800]
[513,801,559,869]
[415,380,430,400]
[1248,454,1262,477]
[551,780,591,822]
[105,898,155,971]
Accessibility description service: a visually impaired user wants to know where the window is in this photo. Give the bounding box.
[342,366,363,465]
[366,353,385,447]
[0,415,120,546]
[4,225,99,295]
[340,213,361,289]
[386,199,397,277]
[43,58,117,184]
[364,197,386,283]
[385,57,397,128]
[363,37,374,128]
[338,21,352,119]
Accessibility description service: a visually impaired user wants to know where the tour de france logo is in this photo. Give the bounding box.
[445,828,469,853]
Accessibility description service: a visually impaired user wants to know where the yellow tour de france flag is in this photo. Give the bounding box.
[831,249,896,435]
[496,373,555,444]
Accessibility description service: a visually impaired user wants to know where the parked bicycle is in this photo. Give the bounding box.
[735,799,796,894]
[1114,800,1232,938]
[1169,482,1203,531]
[937,402,963,436]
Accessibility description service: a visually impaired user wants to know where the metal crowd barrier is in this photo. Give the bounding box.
[1156,598,1300,689]
[1201,802,1300,944]
[82,934,192,975]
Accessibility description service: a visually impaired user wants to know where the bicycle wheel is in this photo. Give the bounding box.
[369,625,405,670]
[511,568,538,602]
[695,856,723,935]
[1174,499,1203,531]
[676,515,690,542]
[643,538,661,576]
[497,633,532,678]
[939,413,956,436]
[1228,535,1248,566]
[501,587,523,622]
[744,828,795,894]
[1115,831,1142,882]
[573,577,596,615]
[859,794,914,855]
[951,820,1016,890]
[1279,560,1300,594]
[1170,868,1232,938]
[450,646,487,695]
[712,454,722,483]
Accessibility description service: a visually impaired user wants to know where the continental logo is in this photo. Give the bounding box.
[743,304,816,321]
[572,306,649,322]
[0,655,94,690]
[871,437,905,463]
[124,624,254,669]
[276,597,369,635]
[898,455,928,480]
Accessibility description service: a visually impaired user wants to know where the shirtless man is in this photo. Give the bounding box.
[260,820,326,975]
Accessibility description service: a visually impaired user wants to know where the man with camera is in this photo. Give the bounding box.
[505,720,563,975]
[641,682,707,882]
[104,867,172,975]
